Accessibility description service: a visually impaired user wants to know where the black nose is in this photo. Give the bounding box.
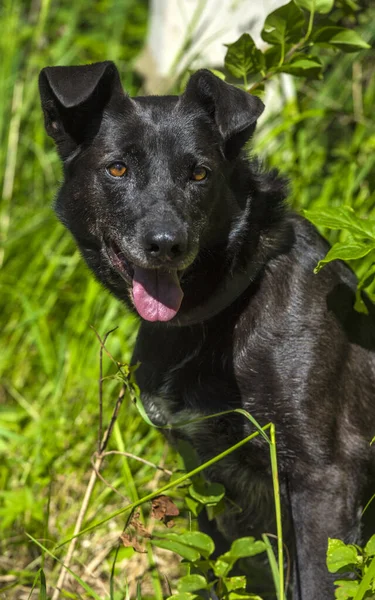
[143,229,187,262]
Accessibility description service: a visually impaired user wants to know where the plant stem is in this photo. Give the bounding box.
[262,533,280,598]
[306,7,315,41]
[270,424,284,600]
[51,455,103,600]
[57,425,271,547]
[52,329,124,599]
[249,7,315,95]
[354,553,375,600]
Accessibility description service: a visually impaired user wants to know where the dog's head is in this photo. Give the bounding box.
[39,62,264,323]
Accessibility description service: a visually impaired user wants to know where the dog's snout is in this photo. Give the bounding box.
[143,229,187,262]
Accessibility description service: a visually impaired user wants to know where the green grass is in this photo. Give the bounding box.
[0,1,374,598]
[0,1,167,597]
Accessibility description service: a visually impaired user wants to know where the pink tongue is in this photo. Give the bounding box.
[132,267,183,322]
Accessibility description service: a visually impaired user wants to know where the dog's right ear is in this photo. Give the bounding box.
[39,61,124,158]
[182,70,264,160]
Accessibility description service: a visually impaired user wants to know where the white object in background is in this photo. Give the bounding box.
[138,0,291,98]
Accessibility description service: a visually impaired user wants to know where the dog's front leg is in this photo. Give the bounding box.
[289,469,361,600]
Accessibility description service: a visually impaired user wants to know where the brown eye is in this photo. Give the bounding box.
[191,166,208,182]
[107,162,127,178]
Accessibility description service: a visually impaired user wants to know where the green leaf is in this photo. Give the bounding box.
[303,207,375,240]
[354,288,368,315]
[177,575,208,593]
[133,393,158,428]
[193,559,212,576]
[206,498,225,521]
[168,595,199,600]
[249,84,265,99]
[334,580,359,599]
[224,34,265,79]
[153,531,215,559]
[39,570,47,600]
[293,0,334,14]
[213,538,266,578]
[365,535,375,557]
[313,26,370,52]
[314,241,375,273]
[222,576,247,591]
[178,531,215,559]
[226,594,262,600]
[185,494,202,516]
[278,55,322,78]
[358,264,375,291]
[262,533,280,599]
[189,480,226,506]
[327,29,371,52]
[209,69,226,81]
[214,556,233,578]
[264,44,291,70]
[327,538,360,573]
[353,554,375,600]
[261,2,305,46]
[229,537,267,559]
[151,537,200,562]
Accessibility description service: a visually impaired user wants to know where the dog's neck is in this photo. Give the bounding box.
[170,262,260,326]
[170,219,293,326]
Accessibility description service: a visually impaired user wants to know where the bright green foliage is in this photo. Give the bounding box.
[221,1,373,312]
[304,208,375,267]
[189,479,226,505]
[152,531,215,561]
[225,34,265,79]
[261,2,306,46]
[313,26,371,51]
[214,538,267,578]
[221,0,369,92]
[315,240,375,271]
[168,594,201,600]
[294,0,334,14]
[156,522,267,599]
[177,575,208,593]
[327,537,375,599]
[277,54,322,78]
[304,207,375,309]
[326,538,359,572]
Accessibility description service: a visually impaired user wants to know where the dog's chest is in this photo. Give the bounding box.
[135,325,240,432]
[133,321,273,474]
[139,363,277,540]
[132,322,280,538]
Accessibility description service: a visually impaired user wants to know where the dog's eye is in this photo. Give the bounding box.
[107,162,127,178]
[191,166,207,182]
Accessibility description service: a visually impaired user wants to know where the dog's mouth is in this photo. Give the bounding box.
[105,239,184,323]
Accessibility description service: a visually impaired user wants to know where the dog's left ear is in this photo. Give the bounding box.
[39,61,125,158]
[182,69,264,160]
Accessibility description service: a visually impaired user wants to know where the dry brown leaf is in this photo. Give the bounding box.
[151,495,179,526]
[120,532,147,553]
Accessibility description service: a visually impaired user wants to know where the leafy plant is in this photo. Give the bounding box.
[202,1,373,310]
[156,532,266,600]
[327,536,375,599]
[304,207,375,310]
[221,0,369,94]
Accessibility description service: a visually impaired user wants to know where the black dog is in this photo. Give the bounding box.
[39,61,375,599]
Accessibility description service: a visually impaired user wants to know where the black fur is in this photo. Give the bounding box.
[39,61,375,599]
